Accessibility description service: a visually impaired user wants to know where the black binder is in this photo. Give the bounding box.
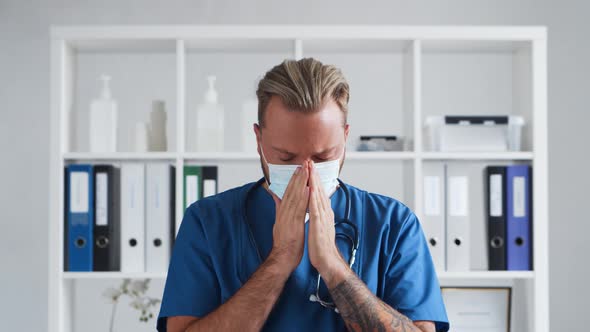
[169,166,176,246]
[93,165,121,271]
[202,166,218,197]
[486,166,507,270]
[63,167,69,272]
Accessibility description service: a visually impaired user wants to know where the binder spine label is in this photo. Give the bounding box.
[203,179,216,198]
[70,172,89,214]
[96,173,108,226]
[513,176,526,218]
[490,174,503,217]
[424,176,441,216]
[448,176,468,217]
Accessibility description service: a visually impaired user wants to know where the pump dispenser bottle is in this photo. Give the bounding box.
[89,75,118,152]
[196,76,224,152]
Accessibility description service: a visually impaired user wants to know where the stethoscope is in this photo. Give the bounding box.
[243,177,359,313]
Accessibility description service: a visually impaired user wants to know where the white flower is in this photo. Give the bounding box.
[102,287,122,303]
[128,279,149,295]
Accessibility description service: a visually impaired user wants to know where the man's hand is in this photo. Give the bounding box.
[268,161,310,273]
[306,161,434,332]
[307,161,349,282]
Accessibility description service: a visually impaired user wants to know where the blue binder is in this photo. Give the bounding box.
[66,164,94,271]
[506,165,532,270]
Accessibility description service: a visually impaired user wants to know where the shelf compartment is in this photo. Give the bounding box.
[438,270,535,280]
[63,152,178,161]
[63,39,178,153]
[63,272,167,280]
[303,40,417,153]
[420,151,533,160]
[184,42,293,153]
[421,40,534,153]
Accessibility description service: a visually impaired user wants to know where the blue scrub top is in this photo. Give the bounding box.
[157,179,449,331]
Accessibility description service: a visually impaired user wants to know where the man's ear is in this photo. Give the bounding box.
[344,123,350,142]
[254,123,262,154]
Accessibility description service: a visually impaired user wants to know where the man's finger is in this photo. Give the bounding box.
[270,190,281,209]
[295,161,310,213]
[281,165,302,202]
[294,161,309,198]
[310,162,327,214]
[309,165,322,224]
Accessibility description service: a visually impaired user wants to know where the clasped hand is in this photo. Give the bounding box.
[269,160,348,281]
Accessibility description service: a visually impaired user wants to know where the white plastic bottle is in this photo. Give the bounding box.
[241,97,258,153]
[196,76,224,152]
[149,100,167,151]
[89,75,118,152]
[135,121,149,152]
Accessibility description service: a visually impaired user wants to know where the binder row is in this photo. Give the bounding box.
[64,164,218,273]
[422,163,532,272]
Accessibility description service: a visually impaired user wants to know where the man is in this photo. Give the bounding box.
[157,58,449,332]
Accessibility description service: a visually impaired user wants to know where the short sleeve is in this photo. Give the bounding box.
[156,204,221,332]
[383,212,450,332]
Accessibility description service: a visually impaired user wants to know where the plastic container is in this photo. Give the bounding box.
[135,121,149,152]
[425,115,524,152]
[149,100,167,151]
[195,76,224,152]
[241,97,258,153]
[89,75,118,152]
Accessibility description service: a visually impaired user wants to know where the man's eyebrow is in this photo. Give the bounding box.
[271,146,296,155]
[272,146,338,156]
[317,146,338,155]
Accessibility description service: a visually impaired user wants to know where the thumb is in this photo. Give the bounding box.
[271,191,281,209]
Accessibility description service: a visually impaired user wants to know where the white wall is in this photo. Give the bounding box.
[1,0,588,331]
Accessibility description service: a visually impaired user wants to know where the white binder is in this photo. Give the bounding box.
[121,163,146,273]
[422,162,447,272]
[467,162,488,271]
[145,163,173,273]
[445,162,488,271]
[445,164,470,272]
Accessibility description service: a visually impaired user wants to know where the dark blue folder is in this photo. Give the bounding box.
[506,165,532,270]
[66,164,94,271]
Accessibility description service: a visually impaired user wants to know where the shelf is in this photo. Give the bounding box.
[63,272,167,280]
[183,152,259,161]
[347,151,416,160]
[185,38,294,53]
[61,270,534,281]
[422,40,531,53]
[437,271,535,280]
[421,151,534,160]
[63,152,178,161]
[63,151,534,162]
[183,151,417,161]
[66,39,176,53]
[50,25,549,332]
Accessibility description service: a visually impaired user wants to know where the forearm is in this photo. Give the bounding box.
[185,253,290,332]
[324,265,422,332]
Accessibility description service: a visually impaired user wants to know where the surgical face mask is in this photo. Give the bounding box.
[260,145,342,200]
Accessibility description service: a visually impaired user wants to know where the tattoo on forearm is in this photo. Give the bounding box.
[330,277,419,332]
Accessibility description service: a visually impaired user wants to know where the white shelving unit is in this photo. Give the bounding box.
[49,25,548,332]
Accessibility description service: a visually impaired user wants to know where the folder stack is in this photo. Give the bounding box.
[421,163,532,272]
[64,163,218,274]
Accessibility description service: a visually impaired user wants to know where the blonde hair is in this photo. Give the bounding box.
[256,58,350,127]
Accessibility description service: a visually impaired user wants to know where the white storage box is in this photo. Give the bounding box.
[425,115,524,152]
